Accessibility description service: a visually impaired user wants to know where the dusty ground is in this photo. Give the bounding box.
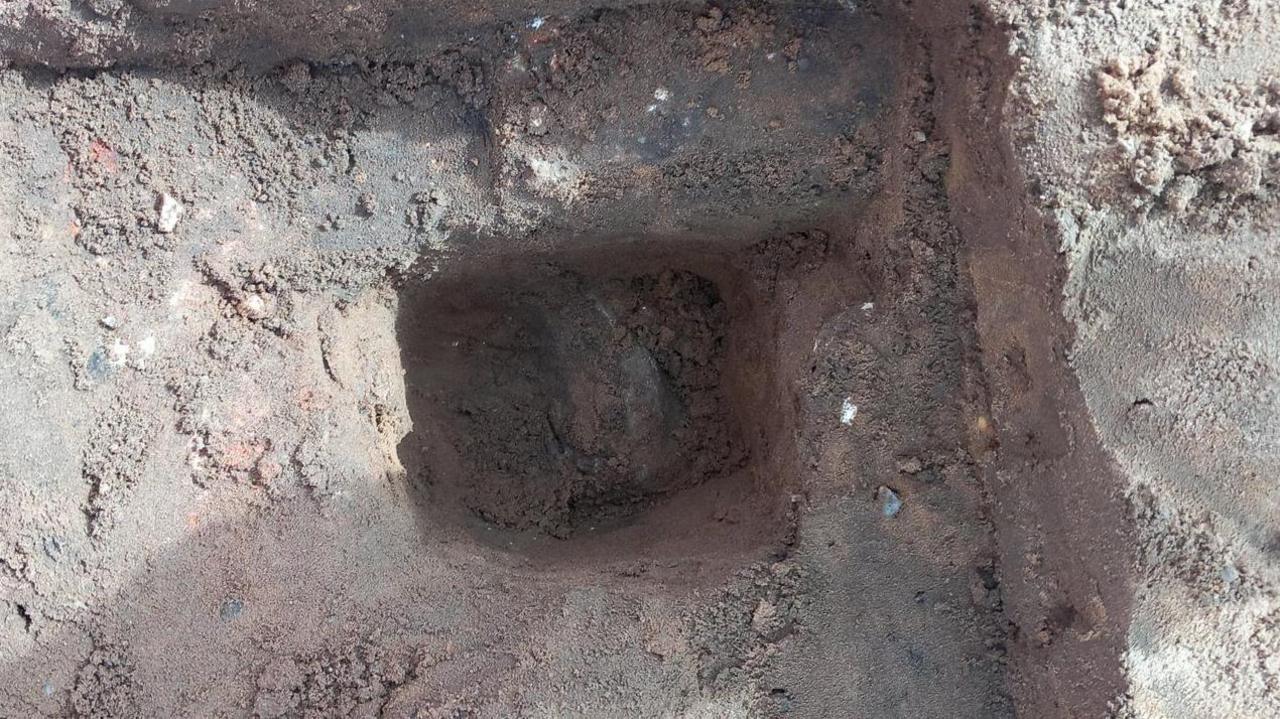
[0,0,1276,717]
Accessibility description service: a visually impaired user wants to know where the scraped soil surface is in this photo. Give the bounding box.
[0,1,1139,717]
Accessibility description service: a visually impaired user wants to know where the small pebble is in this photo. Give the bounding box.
[86,347,110,381]
[877,486,902,517]
[752,599,777,629]
[1222,564,1240,585]
[100,315,119,329]
[219,598,244,622]
[840,397,858,425]
[526,101,550,135]
[41,535,63,561]
[156,192,184,233]
[237,293,273,320]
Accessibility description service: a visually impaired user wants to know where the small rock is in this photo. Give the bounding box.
[156,192,184,233]
[526,101,550,136]
[1222,563,1240,585]
[1265,653,1280,674]
[1169,66,1196,98]
[86,347,110,381]
[839,397,858,425]
[219,598,244,622]
[41,536,63,561]
[752,599,778,630]
[1163,175,1202,215]
[100,315,119,330]
[876,486,902,518]
[237,293,274,321]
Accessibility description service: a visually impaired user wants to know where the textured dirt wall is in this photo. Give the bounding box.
[985,1,1280,716]
[916,4,1138,715]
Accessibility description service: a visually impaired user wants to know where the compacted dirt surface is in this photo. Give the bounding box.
[0,1,1277,717]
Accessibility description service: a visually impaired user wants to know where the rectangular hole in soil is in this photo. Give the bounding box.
[394,241,796,564]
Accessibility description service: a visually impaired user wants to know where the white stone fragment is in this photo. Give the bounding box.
[840,397,858,425]
[157,193,184,233]
[238,293,273,320]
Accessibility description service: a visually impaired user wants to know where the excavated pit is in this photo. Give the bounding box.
[0,0,1147,716]
[396,242,795,562]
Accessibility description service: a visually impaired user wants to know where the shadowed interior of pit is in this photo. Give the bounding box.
[393,240,798,564]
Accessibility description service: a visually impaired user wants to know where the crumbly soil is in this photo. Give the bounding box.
[399,259,748,540]
[0,0,1276,717]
